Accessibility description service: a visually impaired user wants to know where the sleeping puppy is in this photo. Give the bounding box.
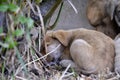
[43,28,115,75]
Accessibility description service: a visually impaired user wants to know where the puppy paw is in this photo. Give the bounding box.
[59,59,78,68]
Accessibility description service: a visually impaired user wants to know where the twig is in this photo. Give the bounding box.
[31,45,47,65]
[59,64,71,80]
[62,72,74,78]
[67,0,78,14]
[15,76,27,80]
[26,0,37,15]
[18,44,61,73]
[36,5,46,53]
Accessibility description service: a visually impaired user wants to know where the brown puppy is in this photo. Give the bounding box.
[43,28,115,75]
[86,0,120,39]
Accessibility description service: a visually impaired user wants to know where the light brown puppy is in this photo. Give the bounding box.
[43,28,115,75]
[86,0,120,39]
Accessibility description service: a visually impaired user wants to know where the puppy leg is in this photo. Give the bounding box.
[70,39,97,74]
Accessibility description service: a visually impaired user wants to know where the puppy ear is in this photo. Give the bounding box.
[106,0,117,20]
[53,30,72,46]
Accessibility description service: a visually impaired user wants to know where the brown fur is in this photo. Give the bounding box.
[43,28,115,75]
[86,0,120,39]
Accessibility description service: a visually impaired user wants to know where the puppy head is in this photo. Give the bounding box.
[44,31,64,64]
[106,0,118,20]
[43,30,72,64]
[106,0,120,26]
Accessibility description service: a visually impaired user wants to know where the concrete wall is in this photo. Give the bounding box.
[50,0,94,30]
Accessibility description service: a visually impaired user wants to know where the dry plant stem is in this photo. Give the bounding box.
[27,45,30,69]
[15,65,21,76]
[8,14,14,32]
[31,45,47,67]
[31,45,43,59]
[62,72,74,78]
[15,76,27,80]
[38,27,42,51]
[26,0,45,53]
[27,0,45,52]
[30,48,37,69]
[33,53,43,71]
[26,0,42,49]
[67,0,78,14]
[18,44,61,73]
[36,5,46,52]
[59,64,71,80]
[12,51,15,72]
[36,5,45,32]
[30,46,41,70]
[27,0,41,70]
[26,0,37,15]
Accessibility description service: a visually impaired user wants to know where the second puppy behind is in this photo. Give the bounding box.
[86,0,120,39]
[43,28,115,75]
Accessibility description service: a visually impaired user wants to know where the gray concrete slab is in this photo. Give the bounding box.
[49,0,94,30]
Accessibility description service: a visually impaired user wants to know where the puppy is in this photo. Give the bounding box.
[86,0,120,39]
[43,28,115,75]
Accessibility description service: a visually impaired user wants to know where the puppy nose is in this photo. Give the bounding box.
[51,57,55,62]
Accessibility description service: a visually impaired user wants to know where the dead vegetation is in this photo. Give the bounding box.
[0,0,120,80]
